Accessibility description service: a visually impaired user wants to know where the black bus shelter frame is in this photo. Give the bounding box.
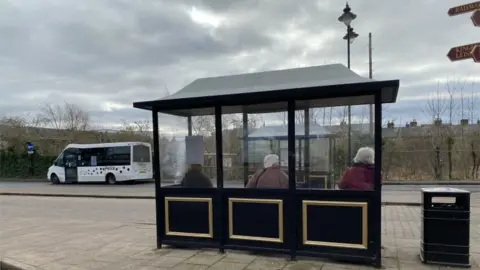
[133,64,400,268]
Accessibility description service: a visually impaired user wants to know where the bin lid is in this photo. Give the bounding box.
[421,187,470,193]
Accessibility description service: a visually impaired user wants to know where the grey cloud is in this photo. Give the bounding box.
[1,0,275,80]
[189,0,260,13]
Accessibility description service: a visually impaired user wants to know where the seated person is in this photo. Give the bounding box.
[180,164,213,188]
[338,147,382,191]
[246,154,288,189]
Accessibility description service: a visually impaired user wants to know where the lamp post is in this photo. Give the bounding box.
[338,2,359,166]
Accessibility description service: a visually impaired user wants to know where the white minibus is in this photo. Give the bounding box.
[47,142,152,184]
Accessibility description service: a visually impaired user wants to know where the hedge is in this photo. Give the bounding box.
[0,151,56,178]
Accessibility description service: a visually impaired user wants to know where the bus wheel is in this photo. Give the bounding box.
[50,174,60,185]
[106,173,117,185]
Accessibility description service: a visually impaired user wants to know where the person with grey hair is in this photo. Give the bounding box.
[246,154,289,189]
[338,147,382,190]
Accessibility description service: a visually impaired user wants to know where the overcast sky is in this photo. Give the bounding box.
[0,0,478,129]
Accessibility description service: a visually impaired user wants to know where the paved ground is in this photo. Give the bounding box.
[1,196,480,269]
[2,182,480,206]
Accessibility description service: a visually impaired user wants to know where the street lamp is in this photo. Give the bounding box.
[338,2,359,166]
[338,2,358,69]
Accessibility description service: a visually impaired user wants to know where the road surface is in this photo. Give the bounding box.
[0,195,155,225]
[2,181,480,192]
[3,181,480,205]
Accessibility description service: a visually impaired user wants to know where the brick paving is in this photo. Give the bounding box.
[1,205,480,269]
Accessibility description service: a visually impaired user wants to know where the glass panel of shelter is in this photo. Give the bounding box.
[158,108,217,188]
[157,98,377,190]
[222,102,289,189]
[295,95,376,191]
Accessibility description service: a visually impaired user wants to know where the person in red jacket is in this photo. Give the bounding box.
[338,147,382,191]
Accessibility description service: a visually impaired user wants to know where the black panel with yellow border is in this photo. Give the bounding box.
[228,198,284,243]
[164,196,213,238]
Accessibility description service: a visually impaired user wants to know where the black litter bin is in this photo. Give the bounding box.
[421,187,470,268]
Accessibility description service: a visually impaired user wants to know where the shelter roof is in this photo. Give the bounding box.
[133,64,399,116]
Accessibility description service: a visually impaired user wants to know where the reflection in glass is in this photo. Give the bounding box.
[158,111,216,188]
[295,96,375,190]
[221,113,249,188]
[222,103,289,189]
[293,109,334,190]
[245,109,289,189]
[180,135,214,188]
[337,103,377,191]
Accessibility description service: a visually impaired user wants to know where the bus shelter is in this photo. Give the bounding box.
[245,124,336,189]
[133,64,400,267]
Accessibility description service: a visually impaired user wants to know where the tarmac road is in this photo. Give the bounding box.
[1,181,480,192]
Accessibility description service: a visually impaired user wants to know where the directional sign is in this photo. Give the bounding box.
[448,1,480,16]
[447,42,480,61]
[472,9,480,26]
[472,45,480,62]
[26,142,34,155]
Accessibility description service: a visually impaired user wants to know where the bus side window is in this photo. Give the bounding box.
[105,146,130,166]
[78,148,91,167]
[64,148,80,167]
[133,145,151,163]
[88,147,107,166]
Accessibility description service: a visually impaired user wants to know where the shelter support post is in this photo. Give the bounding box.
[242,111,249,187]
[214,106,225,253]
[298,140,302,183]
[373,93,383,267]
[347,106,352,167]
[187,116,192,136]
[277,140,281,158]
[287,100,297,260]
[304,108,310,187]
[332,138,336,188]
[152,109,164,249]
[347,26,352,167]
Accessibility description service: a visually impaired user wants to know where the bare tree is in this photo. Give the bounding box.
[190,115,216,154]
[382,121,403,181]
[422,82,447,122]
[117,120,152,142]
[470,132,480,179]
[37,102,90,131]
[191,116,215,137]
[335,106,348,126]
[294,109,323,125]
[422,83,448,180]
[466,82,478,123]
[0,114,60,154]
[225,114,263,131]
[466,82,480,179]
[444,79,463,124]
[0,116,28,152]
[64,103,89,131]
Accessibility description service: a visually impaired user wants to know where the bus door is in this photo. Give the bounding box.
[63,148,79,183]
